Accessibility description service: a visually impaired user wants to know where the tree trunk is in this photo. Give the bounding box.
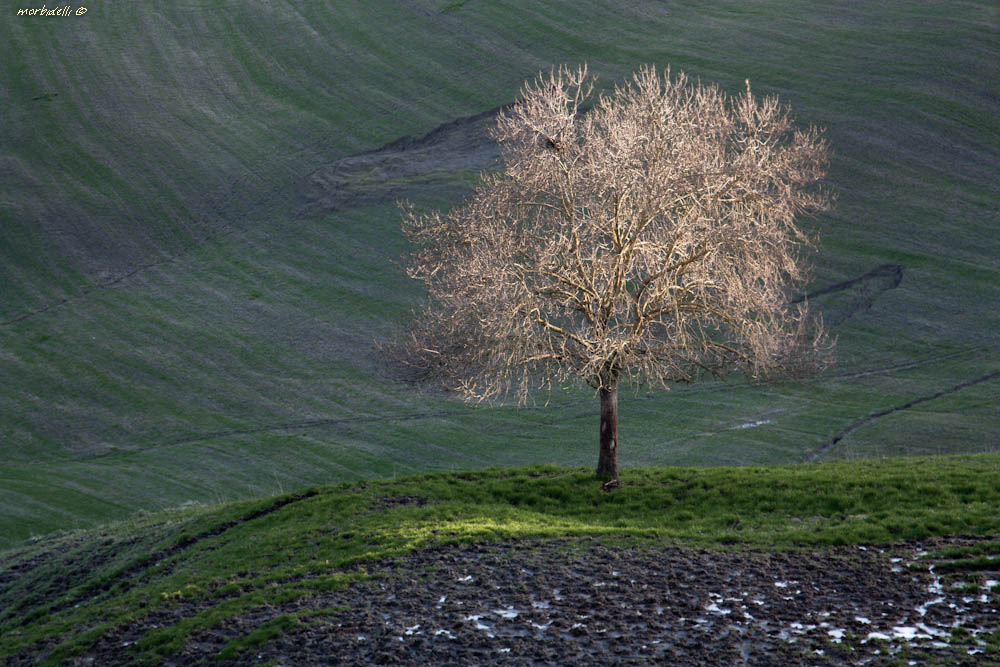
[597,385,620,481]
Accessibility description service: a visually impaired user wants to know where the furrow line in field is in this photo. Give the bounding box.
[804,369,1000,463]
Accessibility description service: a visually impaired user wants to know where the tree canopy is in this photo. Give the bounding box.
[400,64,832,479]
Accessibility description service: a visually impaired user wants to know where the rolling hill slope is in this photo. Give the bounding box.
[1,0,998,546]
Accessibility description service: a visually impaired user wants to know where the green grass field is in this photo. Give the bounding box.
[1,0,998,548]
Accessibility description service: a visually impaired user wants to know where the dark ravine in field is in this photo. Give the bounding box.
[295,104,507,219]
[791,263,904,327]
[805,369,1000,463]
[791,264,903,306]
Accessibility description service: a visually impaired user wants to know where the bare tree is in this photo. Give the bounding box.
[400,64,832,482]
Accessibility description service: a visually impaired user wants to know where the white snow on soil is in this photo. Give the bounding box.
[736,419,772,429]
[493,607,519,619]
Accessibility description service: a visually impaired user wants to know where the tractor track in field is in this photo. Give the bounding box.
[1,254,185,326]
[829,347,983,381]
[5,490,318,626]
[804,369,1000,463]
[10,346,987,468]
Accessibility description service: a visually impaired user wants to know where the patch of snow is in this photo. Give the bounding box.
[864,631,892,642]
[434,629,455,639]
[891,626,936,641]
[917,596,946,616]
[465,615,492,632]
[706,602,731,615]
[457,575,473,583]
[916,622,947,638]
[736,419,772,429]
[828,628,845,643]
[493,607,519,619]
[856,616,872,624]
[404,624,421,636]
[531,599,550,610]
[356,634,366,641]
[437,595,447,605]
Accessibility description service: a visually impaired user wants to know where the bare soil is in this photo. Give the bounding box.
[62,537,1000,666]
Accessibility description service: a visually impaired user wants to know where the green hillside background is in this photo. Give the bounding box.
[1,0,998,547]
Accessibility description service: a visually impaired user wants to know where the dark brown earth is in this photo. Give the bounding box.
[63,537,999,666]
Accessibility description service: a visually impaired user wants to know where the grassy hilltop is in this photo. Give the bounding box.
[2,462,1000,663]
[0,0,998,546]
